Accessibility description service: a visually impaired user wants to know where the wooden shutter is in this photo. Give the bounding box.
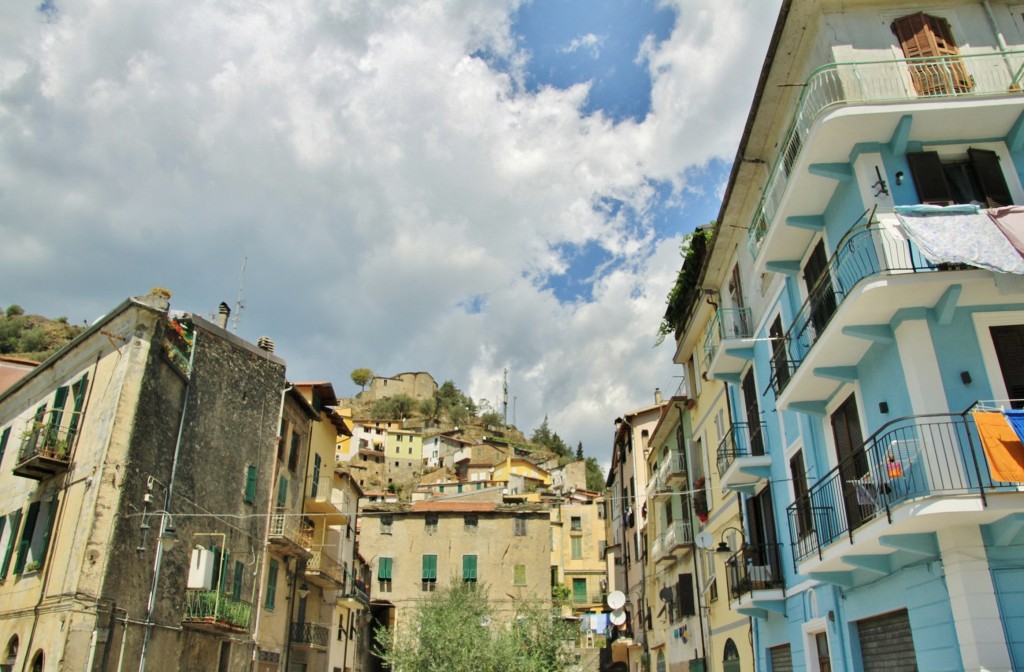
[0,510,22,579]
[276,476,288,508]
[969,148,1013,207]
[856,609,918,670]
[907,152,953,205]
[0,427,9,466]
[463,554,477,581]
[422,555,437,580]
[266,560,278,609]
[244,465,257,504]
[741,370,764,456]
[892,13,971,95]
[803,240,838,334]
[67,374,88,446]
[832,395,869,531]
[14,501,40,574]
[232,560,244,599]
[378,557,392,580]
[37,493,59,569]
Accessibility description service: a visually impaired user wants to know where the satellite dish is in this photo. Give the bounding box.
[610,609,626,626]
[658,587,674,604]
[606,590,626,610]
[695,531,713,550]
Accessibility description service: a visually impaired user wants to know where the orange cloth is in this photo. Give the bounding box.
[973,411,1024,482]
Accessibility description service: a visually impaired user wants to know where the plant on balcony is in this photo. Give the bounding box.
[21,422,68,457]
[657,228,710,345]
[692,476,709,523]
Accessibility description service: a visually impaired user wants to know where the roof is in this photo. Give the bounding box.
[411,501,499,513]
[294,381,338,405]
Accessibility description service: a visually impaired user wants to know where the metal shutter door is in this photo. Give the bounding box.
[768,644,793,672]
[992,568,1024,670]
[856,609,918,671]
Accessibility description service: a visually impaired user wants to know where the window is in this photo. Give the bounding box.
[13,494,58,574]
[425,514,438,534]
[338,613,347,641]
[513,564,527,586]
[288,431,301,472]
[278,420,287,462]
[598,540,607,559]
[571,536,583,560]
[378,557,393,592]
[0,427,9,468]
[570,516,582,532]
[572,578,587,603]
[0,509,22,580]
[514,516,527,536]
[892,12,971,96]
[790,450,813,538]
[3,635,17,672]
[232,560,244,600]
[464,515,478,532]
[421,555,437,591]
[462,555,477,583]
[906,148,1012,207]
[244,465,257,504]
[265,560,278,610]
[30,652,41,672]
[381,515,393,535]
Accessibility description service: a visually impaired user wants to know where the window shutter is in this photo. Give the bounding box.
[220,551,230,592]
[969,148,1013,207]
[67,374,88,445]
[892,13,937,59]
[244,465,258,504]
[378,557,393,581]
[37,493,59,569]
[463,555,477,581]
[0,427,9,466]
[14,502,40,574]
[907,152,954,205]
[0,510,22,579]
[266,560,278,609]
[422,555,437,580]
[277,476,288,508]
[211,546,222,587]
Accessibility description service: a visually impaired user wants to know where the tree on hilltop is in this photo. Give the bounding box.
[351,368,374,391]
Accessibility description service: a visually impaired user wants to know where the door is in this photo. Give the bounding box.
[856,609,918,671]
[803,240,837,337]
[744,486,778,588]
[741,370,764,457]
[831,395,870,532]
[990,325,1024,408]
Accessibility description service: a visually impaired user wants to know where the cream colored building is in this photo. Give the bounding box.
[551,492,608,616]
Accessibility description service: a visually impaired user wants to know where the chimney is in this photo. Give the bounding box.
[257,336,275,353]
[217,302,231,329]
[654,388,663,405]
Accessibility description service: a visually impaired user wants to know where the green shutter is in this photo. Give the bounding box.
[266,560,278,609]
[0,427,10,466]
[573,578,587,603]
[220,551,230,592]
[463,555,477,582]
[37,493,59,569]
[312,454,321,496]
[0,510,22,579]
[277,476,288,508]
[244,465,258,504]
[378,557,393,581]
[51,386,69,431]
[422,555,437,580]
[514,564,526,585]
[67,374,88,445]
[211,547,221,587]
[14,502,40,574]
[233,560,244,600]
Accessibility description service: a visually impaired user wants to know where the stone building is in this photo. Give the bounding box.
[363,372,437,402]
[0,293,287,672]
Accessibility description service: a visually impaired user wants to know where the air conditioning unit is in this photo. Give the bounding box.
[187,547,215,590]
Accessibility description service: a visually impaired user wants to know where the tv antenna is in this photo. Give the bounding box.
[233,257,247,333]
[502,368,509,425]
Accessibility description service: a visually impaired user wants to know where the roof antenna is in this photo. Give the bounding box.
[233,257,247,333]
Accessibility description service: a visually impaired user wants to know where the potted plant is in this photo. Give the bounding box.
[692,476,709,523]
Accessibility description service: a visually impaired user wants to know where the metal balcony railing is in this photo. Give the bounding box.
[716,422,769,477]
[17,410,82,464]
[768,215,972,396]
[269,511,314,550]
[786,411,1014,564]
[747,50,1024,257]
[183,589,252,631]
[290,622,329,648]
[702,308,754,370]
[658,449,687,487]
[663,521,693,549]
[306,547,344,585]
[725,543,785,600]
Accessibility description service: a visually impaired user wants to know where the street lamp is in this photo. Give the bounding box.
[715,526,747,554]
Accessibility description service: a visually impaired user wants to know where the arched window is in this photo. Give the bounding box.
[723,638,741,672]
[1,636,18,672]
[656,650,666,672]
[30,650,43,672]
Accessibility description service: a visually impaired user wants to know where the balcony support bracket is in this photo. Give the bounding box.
[843,554,892,576]
[842,324,894,344]
[787,401,829,417]
[766,261,802,277]
[879,533,939,560]
[715,373,743,385]
[787,215,826,232]
[724,346,756,361]
[808,162,853,182]
[1007,110,1024,154]
[930,285,962,326]
[814,366,858,383]
[735,606,771,619]
[888,115,913,156]
[808,571,855,587]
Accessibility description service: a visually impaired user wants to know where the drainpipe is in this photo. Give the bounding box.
[678,403,708,668]
[139,329,198,672]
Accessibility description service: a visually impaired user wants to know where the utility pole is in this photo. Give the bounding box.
[502,368,509,425]
[232,257,247,333]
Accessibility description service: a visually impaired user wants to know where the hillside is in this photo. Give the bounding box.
[0,305,86,363]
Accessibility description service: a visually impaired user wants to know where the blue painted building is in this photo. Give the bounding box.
[677,1,1024,669]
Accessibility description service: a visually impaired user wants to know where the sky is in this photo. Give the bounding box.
[0,0,783,472]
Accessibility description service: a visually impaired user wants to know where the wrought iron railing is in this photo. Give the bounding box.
[269,511,314,549]
[786,411,1014,564]
[306,547,344,585]
[16,409,82,465]
[183,589,252,630]
[725,543,785,599]
[307,475,347,510]
[748,50,1024,257]
[717,422,769,477]
[291,622,330,648]
[769,215,971,396]
[702,308,754,370]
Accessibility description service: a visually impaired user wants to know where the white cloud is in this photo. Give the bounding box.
[0,0,782,465]
[561,33,605,58]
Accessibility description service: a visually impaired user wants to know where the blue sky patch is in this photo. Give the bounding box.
[545,239,616,303]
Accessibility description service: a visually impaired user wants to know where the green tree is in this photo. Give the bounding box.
[370,394,415,420]
[5,305,24,318]
[530,416,571,459]
[585,457,605,492]
[576,441,584,460]
[480,411,504,429]
[350,368,374,391]
[375,582,576,672]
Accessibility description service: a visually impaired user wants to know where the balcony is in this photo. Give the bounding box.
[654,521,693,565]
[13,411,80,481]
[290,622,329,649]
[717,422,770,494]
[304,547,344,589]
[725,543,785,619]
[338,573,369,609]
[304,475,348,526]
[747,50,1024,266]
[183,589,252,633]
[703,308,755,382]
[647,450,688,498]
[268,510,313,559]
[786,412,1024,586]
[770,217,984,413]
